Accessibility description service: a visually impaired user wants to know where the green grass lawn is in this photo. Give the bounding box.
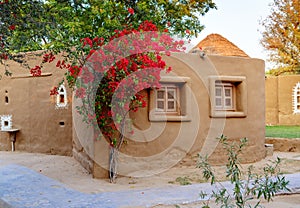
[266,125,300,138]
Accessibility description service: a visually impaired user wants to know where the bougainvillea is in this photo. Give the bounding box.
[52,20,183,181]
[66,21,184,149]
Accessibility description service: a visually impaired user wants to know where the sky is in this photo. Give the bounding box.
[189,0,274,70]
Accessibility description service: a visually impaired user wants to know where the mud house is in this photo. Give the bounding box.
[74,34,266,178]
[0,34,266,179]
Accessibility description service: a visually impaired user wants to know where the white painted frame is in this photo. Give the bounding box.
[56,83,68,109]
[293,82,300,114]
[0,115,12,130]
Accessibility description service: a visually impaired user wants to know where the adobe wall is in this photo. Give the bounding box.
[265,75,300,125]
[265,77,279,125]
[0,52,72,155]
[88,53,266,178]
[206,55,265,164]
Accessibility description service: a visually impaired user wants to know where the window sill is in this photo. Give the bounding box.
[210,111,247,118]
[11,72,52,79]
[149,114,191,122]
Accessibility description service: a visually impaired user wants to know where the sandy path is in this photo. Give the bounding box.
[1,151,300,193]
[1,151,300,207]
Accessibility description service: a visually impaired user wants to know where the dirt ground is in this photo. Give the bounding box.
[1,150,300,207]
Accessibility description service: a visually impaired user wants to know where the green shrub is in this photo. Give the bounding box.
[197,135,290,208]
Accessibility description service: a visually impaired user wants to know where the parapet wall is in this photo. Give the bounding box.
[265,75,300,125]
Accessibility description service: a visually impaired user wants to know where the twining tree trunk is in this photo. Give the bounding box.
[108,119,126,183]
[109,146,118,183]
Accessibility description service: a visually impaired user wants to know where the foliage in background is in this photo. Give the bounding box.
[197,135,290,208]
[261,0,300,75]
[266,125,300,138]
[0,0,216,76]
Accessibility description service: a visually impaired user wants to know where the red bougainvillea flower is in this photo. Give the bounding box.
[86,49,96,59]
[92,37,104,46]
[56,60,69,69]
[0,53,8,60]
[81,68,95,84]
[128,8,134,14]
[75,87,86,98]
[138,20,158,31]
[30,65,42,76]
[42,53,55,63]
[9,25,15,31]
[68,65,82,78]
[166,66,172,73]
[185,29,191,34]
[50,87,58,96]
[81,37,93,48]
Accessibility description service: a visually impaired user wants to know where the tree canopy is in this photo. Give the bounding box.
[0,0,216,66]
[261,0,300,75]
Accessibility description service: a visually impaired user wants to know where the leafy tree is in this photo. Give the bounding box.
[0,0,216,67]
[261,0,300,75]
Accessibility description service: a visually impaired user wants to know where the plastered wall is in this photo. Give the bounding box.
[89,53,266,178]
[0,51,266,177]
[265,75,300,125]
[0,52,72,155]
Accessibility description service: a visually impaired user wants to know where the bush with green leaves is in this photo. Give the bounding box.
[197,135,290,208]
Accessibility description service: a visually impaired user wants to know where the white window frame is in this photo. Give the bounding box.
[209,76,247,118]
[215,82,235,111]
[149,76,191,122]
[293,82,300,114]
[56,84,68,109]
[155,84,179,114]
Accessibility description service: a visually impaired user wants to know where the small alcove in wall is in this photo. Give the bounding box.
[0,115,12,131]
[56,84,68,109]
[59,121,65,127]
[4,90,9,104]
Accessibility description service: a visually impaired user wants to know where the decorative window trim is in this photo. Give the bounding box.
[56,83,68,109]
[0,115,12,131]
[149,76,192,122]
[209,76,247,118]
[293,82,300,114]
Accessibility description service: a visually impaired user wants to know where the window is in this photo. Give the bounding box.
[155,85,179,114]
[209,76,247,118]
[56,84,68,109]
[215,82,235,110]
[293,82,300,114]
[149,76,191,122]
